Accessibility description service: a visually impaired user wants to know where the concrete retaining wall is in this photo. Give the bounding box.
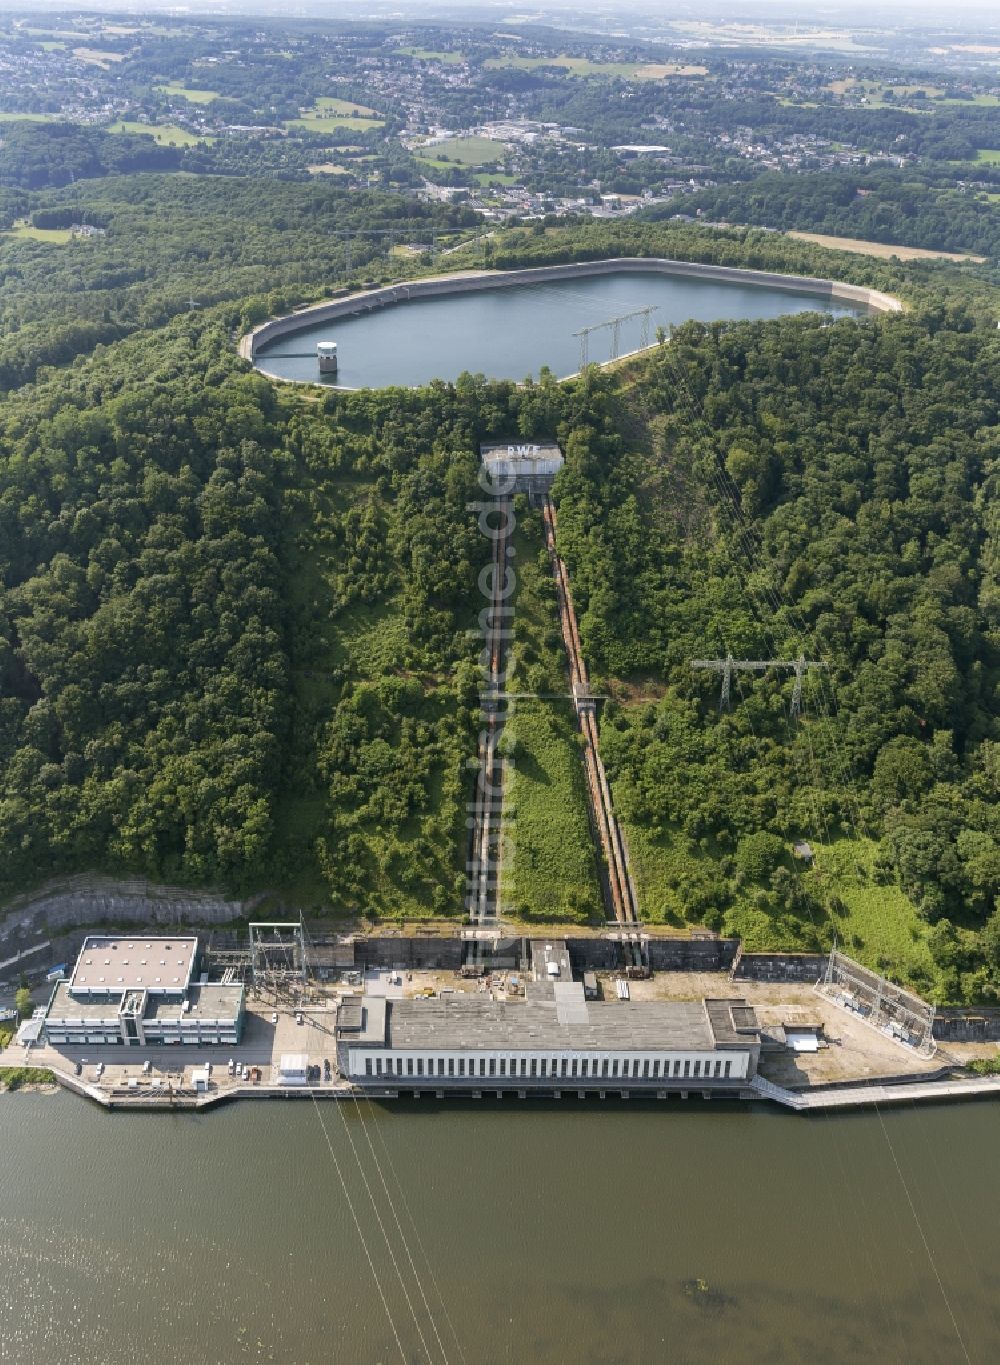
[734,953,827,983]
[934,1009,1000,1042]
[354,936,464,970]
[0,875,258,950]
[240,257,902,381]
[647,938,739,972]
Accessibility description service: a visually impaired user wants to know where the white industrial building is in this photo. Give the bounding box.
[41,935,245,1047]
[278,1053,309,1086]
[480,442,564,498]
[336,989,761,1093]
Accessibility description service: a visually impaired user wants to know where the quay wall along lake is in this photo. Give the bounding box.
[240,257,902,388]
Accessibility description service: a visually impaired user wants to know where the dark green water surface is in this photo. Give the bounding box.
[1,1092,998,1363]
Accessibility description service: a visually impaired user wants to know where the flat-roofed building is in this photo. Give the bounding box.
[67,935,198,999]
[278,1053,309,1086]
[41,936,244,1047]
[480,442,564,499]
[336,989,760,1092]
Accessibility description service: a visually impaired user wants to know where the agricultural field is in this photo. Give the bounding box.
[396,46,464,64]
[474,170,518,187]
[940,94,1000,106]
[311,96,379,117]
[286,99,383,133]
[307,162,351,176]
[826,77,944,99]
[108,120,206,146]
[974,148,1000,164]
[155,83,220,103]
[416,135,505,167]
[4,224,74,244]
[786,230,987,262]
[72,47,125,67]
[0,110,59,122]
[484,53,705,78]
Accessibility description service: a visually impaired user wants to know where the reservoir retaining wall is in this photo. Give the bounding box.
[240,257,902,381]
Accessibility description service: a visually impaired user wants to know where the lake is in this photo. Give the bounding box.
[2,1090,999,1363]
[253,270,864,388]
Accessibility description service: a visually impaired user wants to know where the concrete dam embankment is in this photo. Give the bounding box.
[240,256,902,387]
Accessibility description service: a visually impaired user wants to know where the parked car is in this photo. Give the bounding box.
[295,1011,304,1025]
[271,1011,278,1025]
[95,1062,105,1078]
[142,1059,152,1075]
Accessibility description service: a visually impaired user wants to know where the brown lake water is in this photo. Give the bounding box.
[1,1091,998,1364]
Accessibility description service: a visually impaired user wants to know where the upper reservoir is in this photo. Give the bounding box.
[251,264,876,389]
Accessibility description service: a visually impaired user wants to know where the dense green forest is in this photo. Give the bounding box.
[649,168,1000,259]
[0,175,474,391]
[0,122,181,189]
[0,196,998,999]
[548,310,1000,1000]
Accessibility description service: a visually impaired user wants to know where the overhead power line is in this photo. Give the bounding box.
[690,653,828,716]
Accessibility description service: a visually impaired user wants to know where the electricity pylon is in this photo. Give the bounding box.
[690,653,828,716]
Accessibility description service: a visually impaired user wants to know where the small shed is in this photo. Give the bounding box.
[279,1053,309,1086]
[191,1065,211,1093]
[781,1009,824,1053]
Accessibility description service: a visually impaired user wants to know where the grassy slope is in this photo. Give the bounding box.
[501,702,601,923]
[108,120,206,146]
[500,512,602,923]
[802,837,935,981]
[155,83,220,104]
[416,136,503,168]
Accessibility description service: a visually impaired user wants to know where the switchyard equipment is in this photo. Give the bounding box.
[817,947,937,1057]
[249,921,307,996]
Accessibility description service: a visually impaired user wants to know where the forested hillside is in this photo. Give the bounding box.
[0,201,997,998]
[0,176,473,391]
[648,168,1000,259]
[550,309,1000,1000]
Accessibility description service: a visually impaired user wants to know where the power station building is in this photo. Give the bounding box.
[480,442,564,499]
[41,935,245,1047]
[335,986,761,1094]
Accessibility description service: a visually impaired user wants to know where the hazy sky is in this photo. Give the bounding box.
[4,0,999,24]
